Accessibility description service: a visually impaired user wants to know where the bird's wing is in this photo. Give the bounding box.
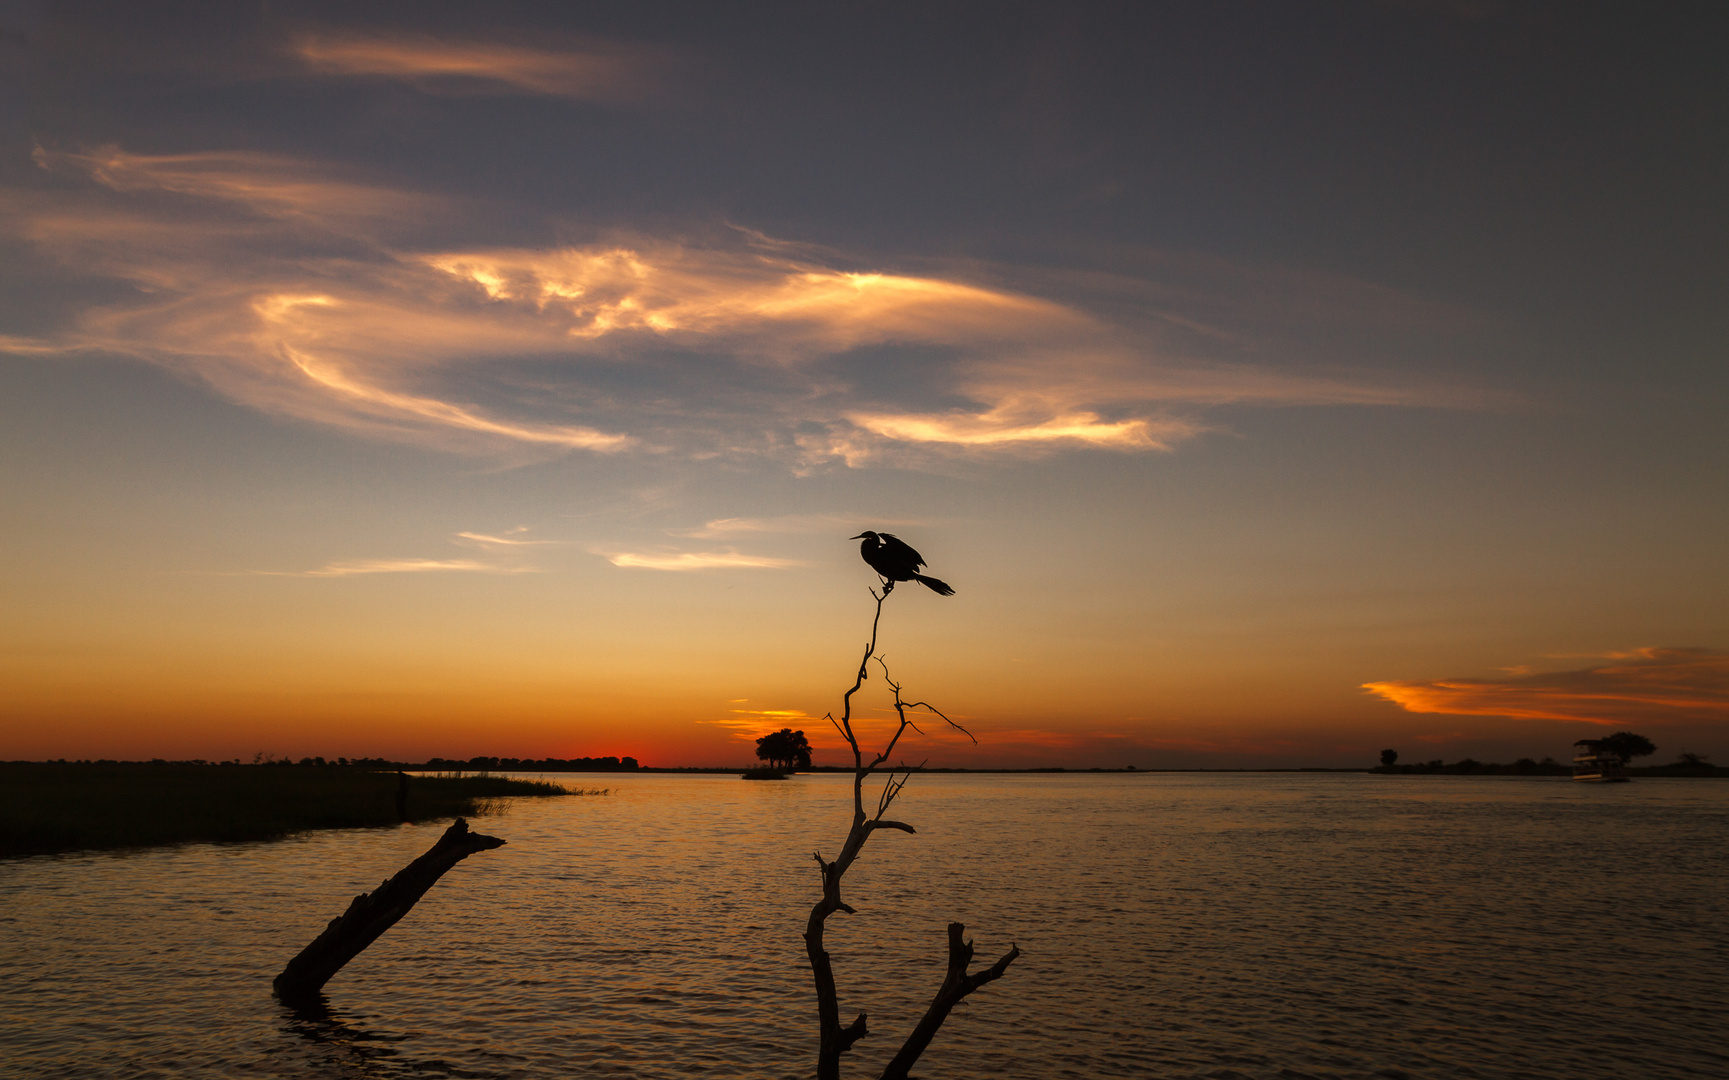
[879,533,926,569]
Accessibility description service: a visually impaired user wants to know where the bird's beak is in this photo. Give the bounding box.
[849,533,868,540]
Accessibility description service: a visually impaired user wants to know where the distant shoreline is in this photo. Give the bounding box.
[11,759,1723,777]
[640,766,1729,777]
[8,759,1724,860]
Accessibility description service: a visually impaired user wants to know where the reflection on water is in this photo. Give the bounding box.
[276,999,431,1080]
[2,774,1727,1078]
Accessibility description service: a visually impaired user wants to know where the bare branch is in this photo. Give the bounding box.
[971,940,1022,987]
[875,768,910,820]
[879,924,1023,1080]
[805,575,1017,1080]
[865,820,916,834]
[904,700,976,744]
[840,1013,870,1052]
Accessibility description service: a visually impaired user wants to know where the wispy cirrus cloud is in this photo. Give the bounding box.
[8,145,1482,465]
[294,33,675,102]
[602,551,803,571]
[243,530,554,576]
[669,514,919,539]
[700,705,830,743]
[32,145,438,231]
[253,558,537,578]
[418,247,1085,350]
[845,404,1195,452]
[1363,648,1729,726]
[0,334,66,355]
[455,528,563,548]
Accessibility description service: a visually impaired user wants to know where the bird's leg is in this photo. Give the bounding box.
[881,579,895,595]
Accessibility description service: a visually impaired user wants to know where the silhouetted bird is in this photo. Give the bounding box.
[850,531,955,595]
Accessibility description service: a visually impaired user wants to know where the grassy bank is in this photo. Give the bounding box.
[0,763,582,858]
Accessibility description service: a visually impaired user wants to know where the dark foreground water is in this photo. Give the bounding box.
[1,773,1725,1079]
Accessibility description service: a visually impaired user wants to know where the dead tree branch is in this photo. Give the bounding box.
[804,584,1018,1080]
[881,923,1022,1080]
[273,818,505,1004]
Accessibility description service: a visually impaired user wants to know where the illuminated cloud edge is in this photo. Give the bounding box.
[1363,648,1729,726]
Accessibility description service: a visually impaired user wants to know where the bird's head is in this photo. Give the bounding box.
[850,531,879,542]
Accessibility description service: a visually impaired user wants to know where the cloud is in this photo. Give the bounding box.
[417,248,1086,349]
[699,705,976,758]
[846,405,1196,451]
[279,335,632,452]
[603,551,803,571]
[32,146,437,231]
[10,146,1478,464]
[669,514,915,539]
[1363,648,1729,726]
[255,558,536,577]
[294,34,673,101]
[455,529,562,547]
[0,334,65,356]
[699,707,829,743]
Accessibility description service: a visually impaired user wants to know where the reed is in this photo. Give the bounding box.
[0,763,585,858]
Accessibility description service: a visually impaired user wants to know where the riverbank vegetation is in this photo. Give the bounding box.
[1371,755,1726,777]
[0,762,584,858]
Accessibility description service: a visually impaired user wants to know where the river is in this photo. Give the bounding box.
[2,772,1725,1078]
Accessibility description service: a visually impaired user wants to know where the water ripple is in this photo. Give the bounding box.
[2,774,1726,1078]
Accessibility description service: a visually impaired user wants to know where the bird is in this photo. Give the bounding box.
[850,531,955,595]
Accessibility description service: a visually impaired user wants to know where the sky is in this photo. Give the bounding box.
[1,1,1725,768]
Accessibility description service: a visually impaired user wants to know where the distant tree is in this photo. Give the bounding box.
[755,731,784,769]
[1677,751,1709,766]
[1599,731,1657,765]
[1380,749,1398,767]
[755,728,812,771]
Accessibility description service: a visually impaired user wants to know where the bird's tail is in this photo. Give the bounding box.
[913,574,956,596]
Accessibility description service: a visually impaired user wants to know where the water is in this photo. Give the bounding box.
[1,773,1726,1079]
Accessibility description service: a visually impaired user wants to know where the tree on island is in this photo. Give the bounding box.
[1380,749,1398,767]
[1597,731,1656,765]
[755,728,813,772]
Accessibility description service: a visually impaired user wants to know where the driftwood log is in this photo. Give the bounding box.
[807,582,1020,1079]
[273,818,505,1003]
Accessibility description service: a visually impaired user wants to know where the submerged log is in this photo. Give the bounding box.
[273,818,505,1003]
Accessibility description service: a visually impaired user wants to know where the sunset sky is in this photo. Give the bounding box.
[2,2,1724,768]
